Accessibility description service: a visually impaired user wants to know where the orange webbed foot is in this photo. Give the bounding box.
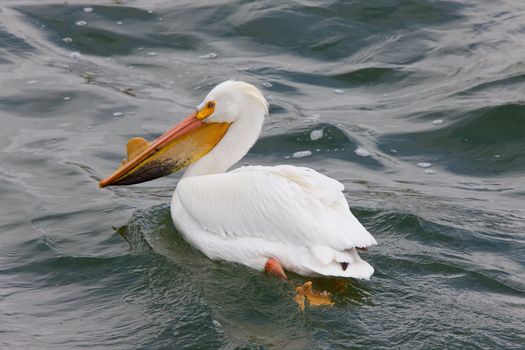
[294,281,334,311]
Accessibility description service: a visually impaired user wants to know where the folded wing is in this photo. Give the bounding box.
[175,165,377,251]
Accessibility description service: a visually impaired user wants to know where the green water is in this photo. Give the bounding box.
[0,1,524,349]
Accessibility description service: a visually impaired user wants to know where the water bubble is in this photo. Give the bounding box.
[494,154,501,158]
[138,47,144,51]
[284,156,291,159]
[83,7,93,13]
[113,112,123,117]
[199,52,218,59]
[355,147,370,157]
[63,96,71,101]
[424,169,435,174]
[87,125,93,129]
[310,129,323,141]
[62,37,73,43]
[147,10,154,14]
[389,149,397,153]
[70,51,82,58]
[334,89,344,94]
[417,162,432,168]
[292,150,312,159]
[383,93,389,97]
[75,20,87,27]
[116,21,123,25]
[432,119,443,125]
[262,82,273,88]
[147,52,157,56]
[26,80,38,84]
[315,149,321,152]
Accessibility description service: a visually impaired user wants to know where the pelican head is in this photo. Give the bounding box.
[197,80,268,123]
[100,80,268,187]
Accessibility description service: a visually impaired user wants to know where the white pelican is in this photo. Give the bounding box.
[100,81,377,301]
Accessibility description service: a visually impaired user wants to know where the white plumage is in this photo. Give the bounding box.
[172,164,376,279]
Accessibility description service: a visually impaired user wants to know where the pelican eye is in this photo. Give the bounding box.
[196,100,216,120]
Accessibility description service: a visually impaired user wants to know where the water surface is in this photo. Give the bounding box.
[1,1,524,349]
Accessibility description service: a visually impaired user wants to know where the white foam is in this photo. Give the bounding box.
[310,129,323,141]
[417,162,432,168]
[292,150,312,159]
[199,52,218,59]
[355,147,370,157]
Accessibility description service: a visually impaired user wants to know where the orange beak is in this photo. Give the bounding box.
[99,114,230,187]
